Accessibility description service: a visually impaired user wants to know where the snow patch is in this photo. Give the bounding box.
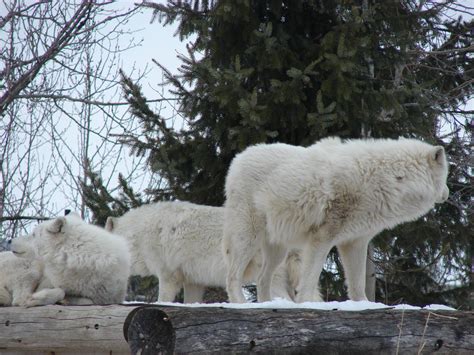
[423,304,456,311]
[125,299,456,311]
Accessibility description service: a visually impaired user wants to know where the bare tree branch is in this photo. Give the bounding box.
[0,215,50,223]
[0,1,94,114]
[0,1,155,238]
[15,93,176,106]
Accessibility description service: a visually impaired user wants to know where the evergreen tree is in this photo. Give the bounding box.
[85,1,472,307]
[80,164,144,225]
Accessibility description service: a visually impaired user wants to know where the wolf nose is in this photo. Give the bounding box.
[2,239,12,251]
[437,186,449,203]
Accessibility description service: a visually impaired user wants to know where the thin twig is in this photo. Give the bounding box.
[428,311,458,320]
[396,307,405,355]
[417,312,431,355]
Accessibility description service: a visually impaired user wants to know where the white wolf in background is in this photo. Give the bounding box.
[11,213,131,305]
[106,201,303,303]
[223,137,449,303]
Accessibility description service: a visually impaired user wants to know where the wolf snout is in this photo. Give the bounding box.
[437,186,449,203]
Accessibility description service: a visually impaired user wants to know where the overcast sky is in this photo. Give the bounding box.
[112,0,188,110]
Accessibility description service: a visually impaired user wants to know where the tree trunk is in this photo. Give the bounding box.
[125,305,473,355]
[365,242,376,301]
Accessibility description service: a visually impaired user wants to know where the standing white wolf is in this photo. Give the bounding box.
[105,201,301,303]
[223,137,449,303]
[11,213,131,305]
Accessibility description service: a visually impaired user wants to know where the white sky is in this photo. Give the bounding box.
[111,0,188,109]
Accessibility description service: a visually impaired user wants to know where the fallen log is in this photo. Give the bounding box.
[0,304,141,354]
[124,305,474,354]
[0,304,472,354]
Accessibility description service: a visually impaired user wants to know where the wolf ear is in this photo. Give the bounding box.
[430,146,445,165]
[47,217,66,234]
[105,217,116,232]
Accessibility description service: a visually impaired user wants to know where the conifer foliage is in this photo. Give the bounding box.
[84,0,472,307]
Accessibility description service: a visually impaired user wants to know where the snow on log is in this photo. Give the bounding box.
[124,305,474,354]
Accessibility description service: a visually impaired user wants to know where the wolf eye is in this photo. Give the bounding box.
[395,176,404,181]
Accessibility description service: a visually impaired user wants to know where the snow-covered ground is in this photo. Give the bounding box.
[126,299,456,311]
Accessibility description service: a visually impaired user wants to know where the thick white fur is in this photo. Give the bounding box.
[0,251,85,307]
[0,251,47,306]
[224,137,450,303]
[106,201,301,303]
[10,213,131,305]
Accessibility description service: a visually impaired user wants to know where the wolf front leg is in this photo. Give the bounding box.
[337,237,370,301]
[295,238,332,303]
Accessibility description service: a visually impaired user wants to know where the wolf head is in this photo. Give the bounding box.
[10,214,83,259]
[352,138,449,225]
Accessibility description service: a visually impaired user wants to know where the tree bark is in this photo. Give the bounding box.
[125,305,474,355]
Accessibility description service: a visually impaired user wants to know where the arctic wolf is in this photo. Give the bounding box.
[223,137,449,302]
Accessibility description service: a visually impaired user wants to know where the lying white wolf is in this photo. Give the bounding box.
[11,213,131,305]
[106,201,303,303]
[0,250,96,307]
[223,137,449,302]
[0,251,57,306]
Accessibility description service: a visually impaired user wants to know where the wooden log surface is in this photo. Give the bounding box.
[0,304,473,354]
[0,304,141,354]
[125,305,474,355]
